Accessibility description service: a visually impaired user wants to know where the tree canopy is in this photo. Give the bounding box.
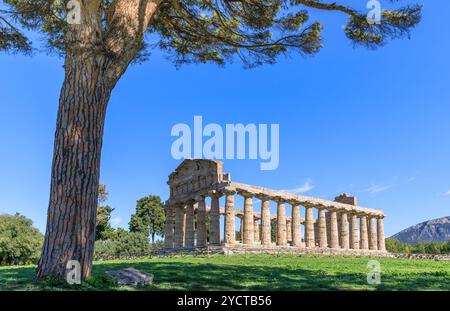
[1,0,422,67]
[129,195,165,242]
[95,184,115,240]
[0,213,44,265]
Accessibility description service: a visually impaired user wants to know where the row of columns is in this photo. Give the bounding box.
[165,191,386,251]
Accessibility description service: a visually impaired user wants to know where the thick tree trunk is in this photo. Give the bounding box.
[36,52,112,280]
[36,0,158,281]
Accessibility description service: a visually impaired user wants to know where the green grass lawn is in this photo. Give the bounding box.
[1,254,449,291]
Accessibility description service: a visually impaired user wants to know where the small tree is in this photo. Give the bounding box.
[96,205,115,240]
[94,230,150,260]
[129,195,165,243]
[0,213,44,265]
[385,238,411,253]
[95,184,115,240]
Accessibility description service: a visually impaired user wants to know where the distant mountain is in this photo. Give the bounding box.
[391,216,450,245]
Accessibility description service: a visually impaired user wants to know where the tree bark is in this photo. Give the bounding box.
[36,0,159,281]
[36,52,112,280]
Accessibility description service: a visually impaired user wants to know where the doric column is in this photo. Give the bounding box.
[337,213,342,246]
[164,203,175,248]
[359,215,369,250]
[369,216,378,250]
[276,200,287,246]
[196,195,207,247]
[329,210,339,249]
[349,213,359,249]
[239,216,243,243]
[184,201,195,247]
[305,206,315,247]
[254,219,260,242]
[209,193,221,245]
[286,219,292,243]
[318,209,328,248]
[260,198,271,246]
[224,191,236,244]
[291,204,302,247]
[314,222,320,246]
[174,204,186,248]
[339,212,349,249]
[326,212,331,246]
[242,193,254,245]
[377,216,386,251]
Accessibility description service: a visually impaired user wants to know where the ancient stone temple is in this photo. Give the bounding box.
[164,159,387,255]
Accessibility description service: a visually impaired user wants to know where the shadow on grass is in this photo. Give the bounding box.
[93,261,450,291]
[1,260,449,291]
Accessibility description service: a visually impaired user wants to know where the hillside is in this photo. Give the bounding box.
[391,216,450,245]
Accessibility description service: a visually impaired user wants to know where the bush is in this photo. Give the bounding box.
[94,229,151,260]
[386,238,411,253]
[0,213,44,265]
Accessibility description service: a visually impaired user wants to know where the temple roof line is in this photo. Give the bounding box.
[215,182,385,217]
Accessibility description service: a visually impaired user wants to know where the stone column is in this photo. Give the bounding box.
[326,212,331,246]
[369,216,378,250]
[239,217,244,243]
[359,215,369,250]
[314,222,320,246]
[276,200,287,246]
[254,219,260,242]
[196,195,207,247]
[286,219,292,243]
[305,206,315,247]
[184,201,195,247]
[174,204,186,248]
[260,198,271,246]
[377,217,386,251]
[337,213,342,246]
[209,193,221,245]
[339,212,349,249]
[242,194,254,245]
[164,203,175,248]
[329,210,339,249]
[291,204,302,247]
[349,214,359,250]
[224,191,236,244]
[318,209,328,248]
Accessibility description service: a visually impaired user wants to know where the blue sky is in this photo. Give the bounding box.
[1,1,449,237]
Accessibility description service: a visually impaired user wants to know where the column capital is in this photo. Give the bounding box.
[274,196,287,203]
[287,199,300,206]
[255,193,271,201]
[175,202,186,209]
[315,206,329,211]
[238,190,253,198]
[223,189,236,196]
[207,190,223,198]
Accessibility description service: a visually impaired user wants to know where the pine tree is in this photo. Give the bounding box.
[129,195,165,243]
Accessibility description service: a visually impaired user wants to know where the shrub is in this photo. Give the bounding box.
[94,230,151,260]
[387,238,450,254]
[0,213,44,265]
[385,238,411,253]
